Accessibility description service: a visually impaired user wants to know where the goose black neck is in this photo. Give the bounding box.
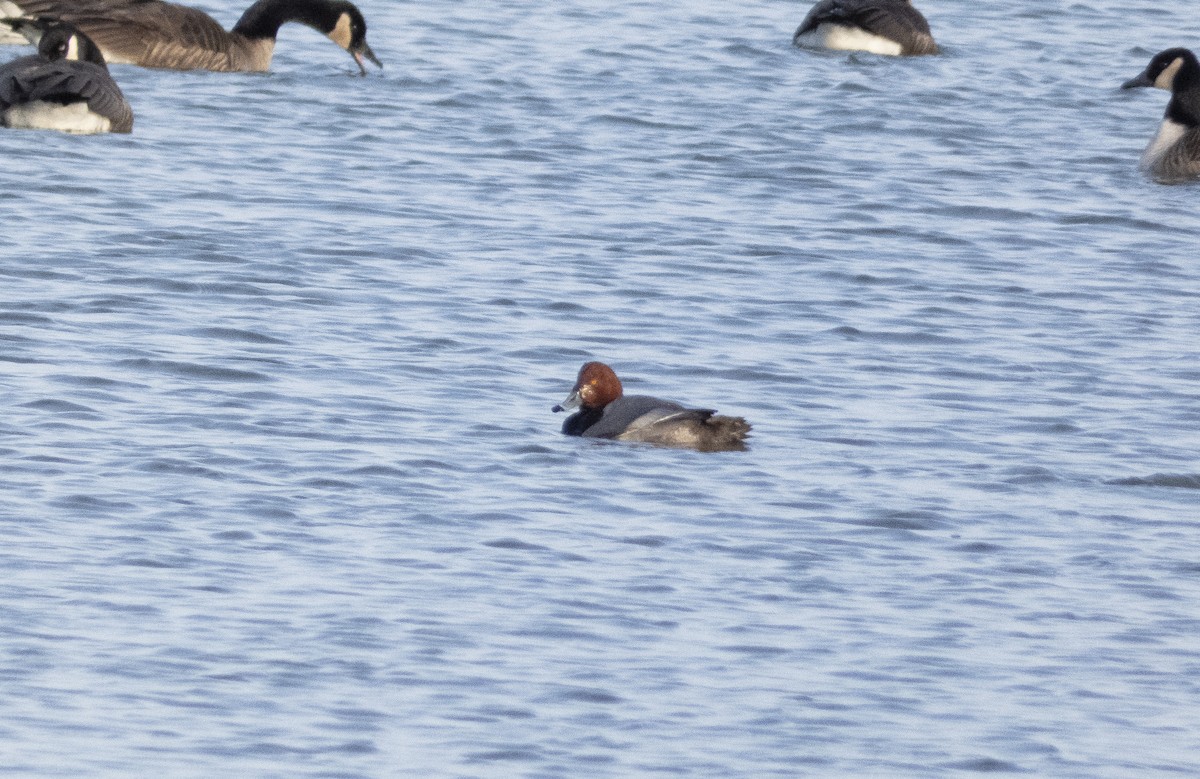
[232,0,343,41]
[1168,52,1200,127]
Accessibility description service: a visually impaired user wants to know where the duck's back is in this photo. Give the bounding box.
[575,395,688,439]
[572,395,750,452]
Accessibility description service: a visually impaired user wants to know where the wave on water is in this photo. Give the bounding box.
[1107,473,1200,490]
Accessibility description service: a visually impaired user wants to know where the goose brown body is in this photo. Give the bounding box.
[5,0,380,72]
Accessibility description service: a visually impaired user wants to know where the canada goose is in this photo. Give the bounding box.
[0,17,133,133]
[793,0,938,56]
[2,0,381,73]
[1122,48,1200,183]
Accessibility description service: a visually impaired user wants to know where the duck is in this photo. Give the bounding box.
[1,0,381,73]
[1121,47,1200,183]
[793,0,938,56]
[1,17,133,133]
[552,361,751,452]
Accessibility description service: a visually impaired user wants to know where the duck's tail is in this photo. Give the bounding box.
[698,414,751,452]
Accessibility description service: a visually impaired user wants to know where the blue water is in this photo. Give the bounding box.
[2,0,1199,775]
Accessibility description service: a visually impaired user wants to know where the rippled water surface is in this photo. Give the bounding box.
[2,0,1199,775]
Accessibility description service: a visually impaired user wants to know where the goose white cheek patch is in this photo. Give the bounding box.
[1155,57,1184,91]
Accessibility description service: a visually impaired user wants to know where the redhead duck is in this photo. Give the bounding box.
[793,0,938,57]
[552,361,751,452]
[1122,48,1200,182]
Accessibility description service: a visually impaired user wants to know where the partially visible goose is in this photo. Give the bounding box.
[793,0,938,56]
[0,1,25,44]
[3,0,381,73]
[0,17,133,133]
[1122,48,1200,183]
